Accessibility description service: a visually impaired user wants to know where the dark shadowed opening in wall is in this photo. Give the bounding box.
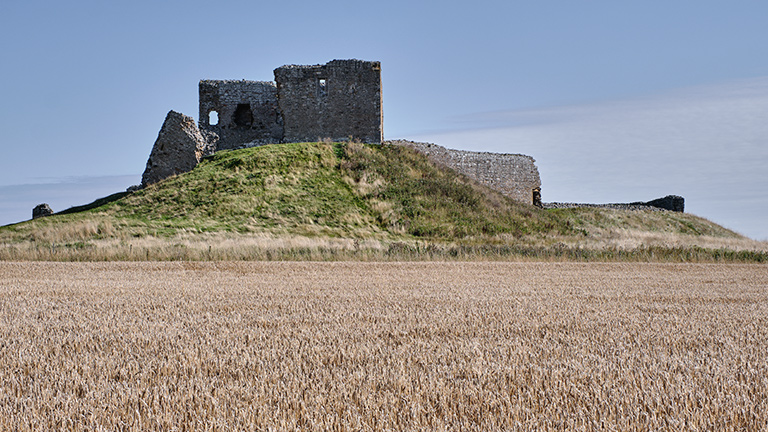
[233,104,253,128]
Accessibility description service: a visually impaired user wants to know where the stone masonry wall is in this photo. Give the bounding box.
[391,141,542,205]
[544,195,685,212]
[274,60,382,143]
[140,62,548,203]
[142,111,209,187]
[199,80,283,150]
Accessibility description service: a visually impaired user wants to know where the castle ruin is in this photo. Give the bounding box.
[198,80,283,149]
[198,59,382,149]
[27,59,689,222]
[141,59,544,206]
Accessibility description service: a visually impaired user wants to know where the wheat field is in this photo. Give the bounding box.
[1,262,766,431]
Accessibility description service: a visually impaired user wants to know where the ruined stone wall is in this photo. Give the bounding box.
[545,195,685,212]
[275,60,382,143]
[142,111,209,187]
[391,141,542,205]
[198,80,283,150]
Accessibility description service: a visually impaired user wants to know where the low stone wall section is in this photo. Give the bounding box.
[544,196,684,212]
[543,203,665,211]
[389,140,541,205]
[641,195,685,212]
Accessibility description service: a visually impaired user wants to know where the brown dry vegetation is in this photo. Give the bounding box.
[1,262,767,430]
[2,231,767,263]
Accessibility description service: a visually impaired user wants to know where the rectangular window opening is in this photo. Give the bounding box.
[318,78,327,97]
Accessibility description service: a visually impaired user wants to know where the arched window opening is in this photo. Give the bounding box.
[209,110,219,126]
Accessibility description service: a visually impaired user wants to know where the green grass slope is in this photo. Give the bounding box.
[1,142,765,261]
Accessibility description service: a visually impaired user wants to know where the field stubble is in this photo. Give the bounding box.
[1,262,766,431]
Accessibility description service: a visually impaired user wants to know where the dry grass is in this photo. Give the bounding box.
[1,262,767,430]
[0,233,387,262]
[566,226,768,252]
[2,230,767,262]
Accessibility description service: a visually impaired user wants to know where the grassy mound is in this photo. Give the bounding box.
[1,142,764,261]
[3,142,568,240]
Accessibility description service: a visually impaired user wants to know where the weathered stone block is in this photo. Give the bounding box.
[141,111,208,187]
[32,203,53,219]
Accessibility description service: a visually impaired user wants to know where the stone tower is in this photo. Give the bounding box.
[274,59,382,143]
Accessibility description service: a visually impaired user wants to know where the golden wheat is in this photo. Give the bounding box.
[1,262,766,430]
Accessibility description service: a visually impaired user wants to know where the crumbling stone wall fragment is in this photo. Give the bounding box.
[141,111,209,187]
[32,203,53,219]
[390,140,542,205]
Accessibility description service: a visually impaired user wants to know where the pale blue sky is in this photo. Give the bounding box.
[1,1,767,239]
